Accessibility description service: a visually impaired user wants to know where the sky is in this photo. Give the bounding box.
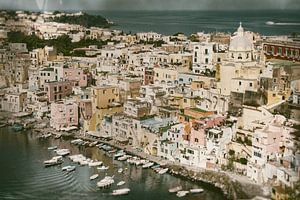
[1,0,300,11]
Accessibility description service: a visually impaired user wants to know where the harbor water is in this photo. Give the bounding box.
[0,127,225,200]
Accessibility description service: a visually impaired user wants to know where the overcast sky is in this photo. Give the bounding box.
[1,0,300,11]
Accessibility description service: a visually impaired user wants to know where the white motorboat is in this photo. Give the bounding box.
[62,165,76,172]
[114,151,125,159]
[88,161,102,167]
[117,155,129,161]
[142,162,154,168]
[189,188,204,193]
[44,156,63,167]
[176,191,189,197]
[97,165,109,170]
[169,186,182,193]
[66,166,76,172]
[71,139,83,145]
[55,149,70,156]
[158,168,168,174]
[118,168,123,173]
[47,146,57,150]
[97,176,114,188]
[62,165,72,171]
[117,181,125,186]
[90,174,99,180]
[112,188,130,196]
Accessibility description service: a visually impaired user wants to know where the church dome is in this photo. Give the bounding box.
[229,22,253,52]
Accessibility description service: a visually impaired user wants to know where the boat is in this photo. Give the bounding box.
[12,123,23,131]
[47,146,58,150]
[55,149,70,156]
[43,133,52,139]
[89,141,98,147]
[97,165,109,170]
[266,21,275,25]
[117,181,125,186]
[62,165,71,171]
[189,188,204,193]
[176,191,189,197]
[114,151,126,159]
[118,168,123,173]
[142,162,154,168]
[158,168,168,174]
[88,161,102,167]
[118,155,129,161]
[66,166,76,172]
[111,188,130,196]
[71,139,83,145]
[54,134,61,139]
[97,176,114,188]
[90,174,99,180]
[169,186,183,193]
[44,156,63,167]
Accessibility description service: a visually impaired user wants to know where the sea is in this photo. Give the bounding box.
[91,10,300,36]
[0,127,225,200]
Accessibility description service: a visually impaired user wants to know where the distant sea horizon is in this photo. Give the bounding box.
[84,10,300,36]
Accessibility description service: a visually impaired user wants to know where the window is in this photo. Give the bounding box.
[205,49,208,55]
[184,99,187,103]
[195,138,199,143]
[249,82,253,87]
[205,58,208,64]
[239,81,241,86]
[278,47,282,55]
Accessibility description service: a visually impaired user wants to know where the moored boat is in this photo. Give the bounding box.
[90,174,99,180]
[158,168,168,174]
[111,188,130,196]
[169,186,182,193]
[55,149,70,156]
[142,162,154,168]
[189,188,204,193]
[176,191,189,197]
[97,165,109,170]
[48,146,58,150]
[12,123,23,131]
[97,176,114,188]
[44,156,63,167]
[117,181,125,186]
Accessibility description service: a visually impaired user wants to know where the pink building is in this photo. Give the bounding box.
[79,99,92,120]
[190,116,225,146]
[50,100,78,131]
[63,68,90,87]
[44,81,73,102]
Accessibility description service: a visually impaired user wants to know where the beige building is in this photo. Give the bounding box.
[85,85,123,131]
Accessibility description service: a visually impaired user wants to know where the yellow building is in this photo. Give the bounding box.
[85,85,123,131]
[154,67,178,84]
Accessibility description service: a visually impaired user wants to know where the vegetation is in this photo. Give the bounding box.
[7,32,107,56]
[188,34,200,42]
[138,40,166,47]
[52,12,110,28]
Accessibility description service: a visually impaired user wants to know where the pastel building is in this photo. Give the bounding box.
[44,81,73,102]
[50,100,78,131]
[63,67,90,87]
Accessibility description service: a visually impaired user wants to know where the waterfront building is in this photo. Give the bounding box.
[50,100,78,131]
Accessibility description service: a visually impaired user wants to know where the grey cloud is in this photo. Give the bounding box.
[0,0,299,11]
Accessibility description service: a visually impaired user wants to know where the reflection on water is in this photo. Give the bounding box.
[0,127,225,200]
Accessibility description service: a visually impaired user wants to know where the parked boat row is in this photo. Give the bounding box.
[169,185,204,197]
[97,176,115,188]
